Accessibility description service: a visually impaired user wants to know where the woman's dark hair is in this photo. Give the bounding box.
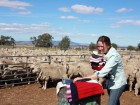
[97,35,111,47]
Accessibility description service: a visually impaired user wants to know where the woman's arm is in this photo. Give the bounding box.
[73,73,98,82]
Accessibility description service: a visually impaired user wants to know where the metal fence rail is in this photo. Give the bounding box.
[1,52,139,88]
[0,67,37,88]
[0,54,89,88]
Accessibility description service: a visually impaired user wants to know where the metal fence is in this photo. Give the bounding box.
[0,54,89,88]
[0,52,139,88]
[0,63,37,88]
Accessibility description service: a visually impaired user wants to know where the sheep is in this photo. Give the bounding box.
[134,69,140,96]
[1,65,33,86]
[0,67,16,87]
[1,47,140,91]
[127,73,136,92]
[65,58,94,79]
[31,61,68,90]
[0,58,9,70]
[66,63,84,79]
[122,54,140,92]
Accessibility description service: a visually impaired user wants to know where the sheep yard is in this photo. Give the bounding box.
[0,83,140,105]
[0,47,140,105]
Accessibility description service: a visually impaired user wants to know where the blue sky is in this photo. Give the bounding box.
[0,0,140,47]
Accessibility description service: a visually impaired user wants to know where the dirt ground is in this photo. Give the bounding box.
[0,83,140,105]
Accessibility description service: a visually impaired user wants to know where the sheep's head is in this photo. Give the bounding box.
[32,67,41,73]
[30,62,41,73]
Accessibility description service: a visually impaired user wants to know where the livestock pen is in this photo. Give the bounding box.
[0,53,89,88]
[0,50,140,105]
[0,55,37,88]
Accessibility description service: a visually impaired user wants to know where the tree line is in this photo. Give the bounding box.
[30,33,70,51]
[0,35,15,47]
[1,33,140,51]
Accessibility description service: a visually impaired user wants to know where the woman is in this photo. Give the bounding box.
[74,35,127,105]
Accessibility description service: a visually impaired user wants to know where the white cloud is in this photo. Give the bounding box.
[116,8,133,13]
[0,22,50,34]
[77,19,90,23]
[0,22,96,42]
[135,21,140,25]
[111,19,140,28]
[71,4,103,14]
[117,19,140,25]
[58,7,70,12]
[0,22,73,40]
[0,0,32,15]
[110,24,120,28]
[60,15,91,23]
[18,11,31,15]
[0,0,31,10]
[60,16,78,19]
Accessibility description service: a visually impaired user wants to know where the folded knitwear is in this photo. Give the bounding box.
[68,81,104,104]
[74,81,104,99]
[90,53,106,71]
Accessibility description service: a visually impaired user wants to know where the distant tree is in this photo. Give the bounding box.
[30,36,37,47]
[10,37,16,48]
[112,43,118,49]
[1,35,9,45]
[127,45,135,51]
[89,42,96,51]
[35,33,53,47]
[58,36,70,51]
[0,35,15,46]
[138,43,140,50]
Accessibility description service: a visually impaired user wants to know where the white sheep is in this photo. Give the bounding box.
[134,69,140,96]
[31,61,68,90]
[127,73,135,92]
[65,59,94,79]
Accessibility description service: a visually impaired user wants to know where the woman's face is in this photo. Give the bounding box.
[97,41,110,54]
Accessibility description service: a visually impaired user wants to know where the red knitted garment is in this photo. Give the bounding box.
[90,53,106,71]
[74,81,104,100]
[91,65,104,71]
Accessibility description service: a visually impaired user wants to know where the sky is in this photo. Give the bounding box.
[0,0,140,47]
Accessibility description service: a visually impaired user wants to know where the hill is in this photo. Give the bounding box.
[15,41,89,47]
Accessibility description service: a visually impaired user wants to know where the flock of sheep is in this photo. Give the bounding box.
[122,52,140,96]
[0,47,140,96]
